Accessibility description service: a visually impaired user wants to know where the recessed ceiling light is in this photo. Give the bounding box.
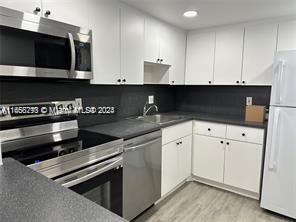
[183,10,198,18]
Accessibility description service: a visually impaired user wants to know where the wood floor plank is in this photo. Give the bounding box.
[134,182,293,222]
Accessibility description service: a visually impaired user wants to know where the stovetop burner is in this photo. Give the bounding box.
[3,130,120,165]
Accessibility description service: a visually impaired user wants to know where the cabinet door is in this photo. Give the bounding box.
[0,0,41,15]
[89,0,121,85]
[144,17,160,63]
[161,142,179,196]
[242,24,277,85]
[168,27,186,85]
[120,5,144,85]
[42,0,90,27]
[214,27,244,85]
[158,23,186,85]
[177,135,192,183]
[224,140,262,193]
[186,32,215,85]
[277,20,296,51]
[193,135,225,183]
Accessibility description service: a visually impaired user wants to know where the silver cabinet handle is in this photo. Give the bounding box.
[125,137,161,152]
[68,33,76,73]
[55,156,123,188]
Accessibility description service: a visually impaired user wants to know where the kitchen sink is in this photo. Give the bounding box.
[134,114,185,125]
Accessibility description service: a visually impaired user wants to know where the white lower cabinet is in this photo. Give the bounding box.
[224,140,263,193]
[162,140,179,197]
[161,122,192,197]
[192,121,264,197]
[193,135,225,183]
[178,135,192,182]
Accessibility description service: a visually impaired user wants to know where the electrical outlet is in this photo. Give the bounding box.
[246,97,253,106]
[148,95,154,104]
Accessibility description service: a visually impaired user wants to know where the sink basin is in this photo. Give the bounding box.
[134,114,185,125]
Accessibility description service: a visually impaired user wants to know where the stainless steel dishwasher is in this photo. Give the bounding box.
[123,130,161,221]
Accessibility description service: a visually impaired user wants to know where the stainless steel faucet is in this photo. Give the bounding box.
[143,102,158,116]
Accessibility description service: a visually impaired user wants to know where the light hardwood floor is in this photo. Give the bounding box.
[134,182,293,222]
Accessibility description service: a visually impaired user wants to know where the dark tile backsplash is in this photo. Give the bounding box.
[0,78,175,127]
[0,78,271,126]
[175,85,271,117]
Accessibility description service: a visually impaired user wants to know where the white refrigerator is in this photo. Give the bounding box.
[261,50,296,219]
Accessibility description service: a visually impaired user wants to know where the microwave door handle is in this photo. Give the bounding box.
[68,33,76,73]
[268,108,281,170]
[58,157,122,188]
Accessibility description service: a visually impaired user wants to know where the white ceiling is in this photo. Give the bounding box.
[121,0,296,30]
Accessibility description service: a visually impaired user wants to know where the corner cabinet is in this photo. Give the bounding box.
[161,122,192,197]
[192,121,264,199]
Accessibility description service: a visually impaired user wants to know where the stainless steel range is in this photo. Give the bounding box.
[0,99,124,216]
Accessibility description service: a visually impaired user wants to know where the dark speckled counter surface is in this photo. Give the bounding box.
[84,111,267,140]
[0,158,126,222]
[163,111,268,129]
[84,119,161,140]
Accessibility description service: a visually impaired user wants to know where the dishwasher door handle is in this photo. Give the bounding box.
[124,137,161,152]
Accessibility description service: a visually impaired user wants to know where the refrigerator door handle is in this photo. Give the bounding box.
[269,108,281,170]
[275,60,285,104]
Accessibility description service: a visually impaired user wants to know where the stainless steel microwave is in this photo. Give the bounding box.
[0,7,93,80]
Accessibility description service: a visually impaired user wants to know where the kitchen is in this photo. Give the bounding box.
[0,0,295,221]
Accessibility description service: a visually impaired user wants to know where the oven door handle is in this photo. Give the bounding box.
[68,32,76,74]
[56,156,123,188]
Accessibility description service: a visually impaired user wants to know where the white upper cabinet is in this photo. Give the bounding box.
[186,32,215,85]
[144,17,160,64]
[144,17,186,85]
[277,20,296,51]
[89,0,121,85]
[159,24,186,85]
[214,27,244,85]
[120,5,145,85]
[41,0,90,28]
[0,0,41,15]
[242,23,278,85]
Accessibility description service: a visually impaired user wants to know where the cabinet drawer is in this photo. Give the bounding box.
[162,121,192,145]
[226,125,264,144]
[193,121,226,138]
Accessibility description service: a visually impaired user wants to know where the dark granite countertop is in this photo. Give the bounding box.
[163,111,268,129]
[0,158,126,222]
[84,111,267,140]
[84,119,161,140]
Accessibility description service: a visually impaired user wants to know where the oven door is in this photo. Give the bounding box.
[54,156,123,216]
